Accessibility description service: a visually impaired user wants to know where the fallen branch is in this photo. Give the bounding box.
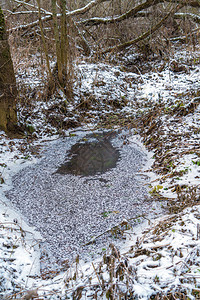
[102,4,181,53]
[79,0,200,26]
[10,0,51,15]
[6,10,45,15]
[9,0,110,32]
[69,0,110,17]
[7,0,32,14]
[175,12,200,24]
[8,0,200,33]
[79,0,161,26]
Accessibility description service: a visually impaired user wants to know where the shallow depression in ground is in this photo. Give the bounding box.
[6,130,153,269]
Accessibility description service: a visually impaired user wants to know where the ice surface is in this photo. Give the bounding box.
[56,131,120,176]
[6,130,157,270]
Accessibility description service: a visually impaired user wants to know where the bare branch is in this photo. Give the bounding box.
[174,12,200,24]
[79,0,200,26]
[102,4,181,53]
[9,0,110,32]
[11,0,51,15]
[79,0,161,26]
[170,26,200,42]
[10,18,45,32]
[9,0,200,33]
[6,10,47,15]
[173,0,200,7]
[125,10,200,22]
[9,0,32,13]
[69,0,110,17]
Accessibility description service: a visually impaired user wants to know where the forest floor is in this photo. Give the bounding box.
[0,43,200,298]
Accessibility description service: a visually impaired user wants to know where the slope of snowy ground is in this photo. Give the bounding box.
[64,206,200,299]
[0,45,200,298]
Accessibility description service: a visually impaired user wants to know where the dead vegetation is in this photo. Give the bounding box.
[63,207,200,299]
[1,1,200,299]
[2,0,200,101]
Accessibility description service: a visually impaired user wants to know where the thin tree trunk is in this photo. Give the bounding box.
[36,0,52,79]
[52,0,63,84]
[0,6,18,132]
[60,0,67,69]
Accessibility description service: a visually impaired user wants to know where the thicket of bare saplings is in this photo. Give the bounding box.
[3,2,200,61]
[1,0,200,102]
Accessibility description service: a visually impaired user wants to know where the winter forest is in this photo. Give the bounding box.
[0,0,200,298]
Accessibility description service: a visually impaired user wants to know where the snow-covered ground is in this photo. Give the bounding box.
[64,206,200,299]
[0,45,200,298]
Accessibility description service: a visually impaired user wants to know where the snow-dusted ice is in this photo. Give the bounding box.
[6,130,158,270]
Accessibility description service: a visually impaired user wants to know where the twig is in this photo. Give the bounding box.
[92,262,103,288]
[102,4,181,53]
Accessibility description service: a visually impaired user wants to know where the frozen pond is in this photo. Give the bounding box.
[6,130,155,270]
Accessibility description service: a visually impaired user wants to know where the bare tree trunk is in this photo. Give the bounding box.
[52,0,63,84]
[0,6,18,132]
[50,0,74,98]
[60,0,67,69]
[36,0,52,79]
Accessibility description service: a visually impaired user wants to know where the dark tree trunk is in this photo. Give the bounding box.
[0,6,17,132]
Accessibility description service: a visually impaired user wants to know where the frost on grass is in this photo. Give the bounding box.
[64,206,200,299]
[0,216,40,298]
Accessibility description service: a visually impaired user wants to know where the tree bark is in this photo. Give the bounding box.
[0,6,18,132]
